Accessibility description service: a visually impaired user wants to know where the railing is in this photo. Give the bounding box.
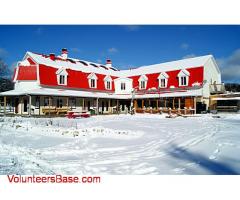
[0,102,15,114]
[210,84,225,94]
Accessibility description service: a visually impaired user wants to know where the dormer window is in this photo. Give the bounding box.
[90,79,96,88]
[104,75,112,90]
[158,72,169,88]
[180,76,187,86]
[121,82,126,90]
[87,72,98,88]
[59,75,65,85]
[160,79,166,87]
[56,68,68,86]
[178,69,190,86]
[106,81,111,89]
[138,75,148,90]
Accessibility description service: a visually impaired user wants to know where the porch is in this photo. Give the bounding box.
[133,97,198,115]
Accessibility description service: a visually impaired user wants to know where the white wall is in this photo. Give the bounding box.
[114,77,133,94]
[202,57,222,99]
[14,81,40,91]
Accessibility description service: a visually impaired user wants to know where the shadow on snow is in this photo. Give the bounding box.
[167,145,239,175]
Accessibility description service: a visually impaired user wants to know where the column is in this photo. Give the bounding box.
[48,96,51,116]
[172,98,175,109]
[20,97,23,115]
[164,98,167,108]
[28,95,31,116]
[39,96,41,116]
[117,99,119,113]
[141,99,144,108]
[156,99,159,109]
[178,98,181,109]
[66,97,69,107]
[82,98,85,111]
[4,96,6,115]
[194,97,197,114]
[108,99,111,113]
[96,98,99,115]
[134,100,137,110]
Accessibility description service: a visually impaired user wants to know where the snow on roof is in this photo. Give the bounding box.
[118,55,213,77]
[27,52,214,77]
[212,97,240,100]
[27,52,119,76]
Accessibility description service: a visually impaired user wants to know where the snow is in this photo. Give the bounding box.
[0,87,203,99]
[1,113,240,175]
[27,51,214,77]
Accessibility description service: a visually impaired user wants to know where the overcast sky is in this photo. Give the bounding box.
[0,25,239,83]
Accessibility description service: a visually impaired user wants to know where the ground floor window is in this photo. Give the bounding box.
[35,97,40,109]
[69,98,76,109]
[44,97,49,106]
[174,98,179,109]
[57,98,63,108]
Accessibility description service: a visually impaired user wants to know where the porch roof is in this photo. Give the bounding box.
[0,87,203,99]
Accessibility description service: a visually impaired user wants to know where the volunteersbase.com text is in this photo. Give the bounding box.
[7,175,101,184]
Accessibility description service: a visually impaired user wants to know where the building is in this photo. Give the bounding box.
[0,48,224,116]
[210,92,240,112]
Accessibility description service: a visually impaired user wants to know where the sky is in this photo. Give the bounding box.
[0,25,240,83]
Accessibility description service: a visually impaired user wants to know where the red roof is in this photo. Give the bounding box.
[39,64,117,91]
[17,66,37,80]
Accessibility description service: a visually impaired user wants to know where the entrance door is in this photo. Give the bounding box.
[23,99,28,113]
[15,98,19,114]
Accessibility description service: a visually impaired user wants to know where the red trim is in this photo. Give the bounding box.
[27,57,36,65]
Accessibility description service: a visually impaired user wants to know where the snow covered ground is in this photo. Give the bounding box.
[0,113,240,175]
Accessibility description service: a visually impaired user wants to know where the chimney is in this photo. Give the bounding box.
[61,48,68,59]
[106,59,112,69]
[49,53,55,61]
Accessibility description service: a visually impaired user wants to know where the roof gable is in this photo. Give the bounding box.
[178,69,190,77]
[138,74,148,81]
[56,67,68,76]
[104,75,112,81]
[158,72,169,79]
[87,72,98,80]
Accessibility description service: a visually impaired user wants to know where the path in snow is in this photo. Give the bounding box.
[0,114,240,175]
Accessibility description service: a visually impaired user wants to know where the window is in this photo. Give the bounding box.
[35,97,40,109]
[178,69,189,86]
[59,75,65,85]
[104,75,112,90]
[57,98,63,108]
[180,76,187,86]
[56,68,68,86]
[106,81,111,90]
[121,82,126,90]
[90,79,96,88]
[158,72,169,88]
[160,79,166,88]
[69,98,76,109]
[138,75,148,90]
[44,97,51,106]
[140,81,146,89]
[88,73,98,88]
